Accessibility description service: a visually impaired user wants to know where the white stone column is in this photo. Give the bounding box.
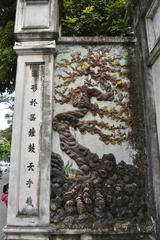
[4,41,55,240]
[4,0,60,239]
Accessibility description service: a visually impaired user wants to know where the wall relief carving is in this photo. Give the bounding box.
[51,45,148,230]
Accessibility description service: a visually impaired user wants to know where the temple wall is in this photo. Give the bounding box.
[6,0,158,239]
[50,39,151,239]
[126,0,160,239]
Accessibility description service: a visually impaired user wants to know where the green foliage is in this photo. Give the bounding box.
[0,95,14,144]
[0,0,16,27]
[0,91,14,108]
[0,134,11,161]
[0,94,14,127]
[64,160,73,175]
[62,0,128,36]
[0,22,16,94]
[0,127,12,144]
[0,0,128,93]
[0,0,16,94]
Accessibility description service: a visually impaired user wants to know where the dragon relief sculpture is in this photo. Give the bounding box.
[51,85,147,228]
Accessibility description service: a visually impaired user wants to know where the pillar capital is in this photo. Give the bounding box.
[14,0,62,41]
[14,40,56,55]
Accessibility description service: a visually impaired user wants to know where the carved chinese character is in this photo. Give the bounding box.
[31,65,39,78]
[26,196,34,207]
[28,128,35,137]
[27,162,35,171]
[32,69,38,78]
[31,84,38,92]
[26,179,33,188]
[28,143,35,153]
[29,114,36,121]
[30,99,38,107]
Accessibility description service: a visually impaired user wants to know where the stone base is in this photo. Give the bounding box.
[50,235,153,240]
[5,235,48,240]
[3,226,50,240]
[3,226,154,240]
[50,235,154,240]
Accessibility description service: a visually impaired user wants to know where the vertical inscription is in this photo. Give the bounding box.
[18,63,45,216]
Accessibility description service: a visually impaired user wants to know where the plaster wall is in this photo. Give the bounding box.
[50,40,149,235]
[126,0,160,238]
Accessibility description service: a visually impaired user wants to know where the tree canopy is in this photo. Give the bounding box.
[0,94,14,143]
[0,94,14,126]
[0,0,128,94]
[0,134,11,161]
[62,0,128,36]
[0,0,16,94]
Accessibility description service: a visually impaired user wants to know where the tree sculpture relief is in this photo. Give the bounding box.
[51,45,147,229]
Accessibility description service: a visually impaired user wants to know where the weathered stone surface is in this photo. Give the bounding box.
[50,151,148,229]
[14,0,62,40]
[126,1,160,239]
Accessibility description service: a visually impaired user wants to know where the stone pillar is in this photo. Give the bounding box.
[4,0,60,239]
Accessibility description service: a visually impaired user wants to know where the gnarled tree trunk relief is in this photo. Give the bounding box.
[51,45,147,230]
